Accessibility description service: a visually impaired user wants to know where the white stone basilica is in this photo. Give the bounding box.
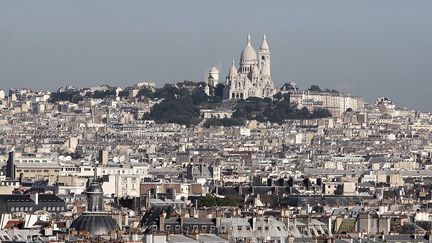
[206,34,276,100]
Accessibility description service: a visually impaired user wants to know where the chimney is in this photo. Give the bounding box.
[6,151,15,179]
[190,233,199,240]
[251,215,257,230]
[158,211,166,231]
[317,178,322,186]
[98,149,108,166]
[146,190,151,209]
[216,216,221,230]
[30,193,39,205]
[169,188,176,199]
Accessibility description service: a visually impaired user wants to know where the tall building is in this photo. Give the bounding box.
[206,35,276,100]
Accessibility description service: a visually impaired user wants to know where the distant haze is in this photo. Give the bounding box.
[0,1,431,111]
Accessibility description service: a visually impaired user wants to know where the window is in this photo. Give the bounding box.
[175,225,180,230]
[210,226,215,230]
[238,226,242,230]
[166,225,171,230]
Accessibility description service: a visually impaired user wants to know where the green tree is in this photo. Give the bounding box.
[308,85,322,92]
[214,84,225,98]
[191,88,208,105]
[311,108,332,118]
[50,91,83,103]
[137,87,154,98]
[273,92,283,100]
[118,90,130,98]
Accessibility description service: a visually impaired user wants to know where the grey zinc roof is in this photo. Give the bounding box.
[70,212,118,236]
[168,235,199,243]
[196,234,228,243]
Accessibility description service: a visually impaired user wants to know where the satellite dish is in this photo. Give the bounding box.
[113,157,119,163]
[119,156,125,162]
[65,156,72,161]
[59,155,65,161]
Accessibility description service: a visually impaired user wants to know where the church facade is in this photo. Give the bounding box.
[206,35,277,100]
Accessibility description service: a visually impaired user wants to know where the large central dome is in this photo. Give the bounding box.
[241,35,257,61]
[70,174,118,237]
[70,212,118,236]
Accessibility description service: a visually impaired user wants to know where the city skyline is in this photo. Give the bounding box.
[1,2,432,241]
[1,1,431,112]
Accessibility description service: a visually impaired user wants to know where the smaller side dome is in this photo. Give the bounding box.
[229,61,238,77]
[209,66,219,74]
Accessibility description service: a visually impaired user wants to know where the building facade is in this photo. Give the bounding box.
[207,35,276,100]
[289,90,365,117]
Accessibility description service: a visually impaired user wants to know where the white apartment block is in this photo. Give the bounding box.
[102,174,141,197]
[290,91,364,117]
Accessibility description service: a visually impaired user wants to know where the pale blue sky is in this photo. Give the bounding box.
[0,1,431,111]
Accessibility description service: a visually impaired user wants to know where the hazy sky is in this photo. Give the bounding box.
[1,1,431,111]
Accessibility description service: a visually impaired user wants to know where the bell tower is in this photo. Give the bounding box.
[258,34,270,77]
